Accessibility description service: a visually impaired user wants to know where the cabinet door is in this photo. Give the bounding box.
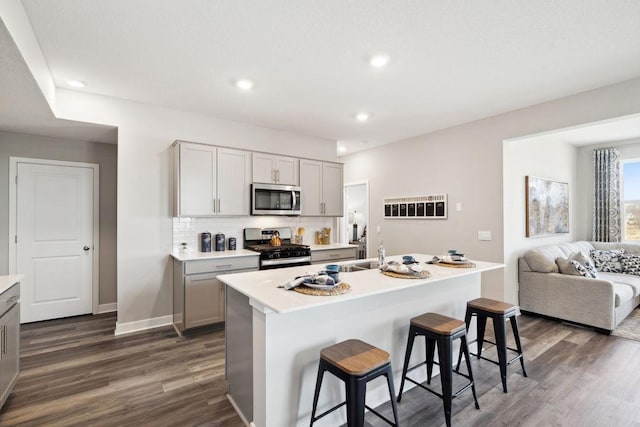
[217,148,251,215]
[322,162,344,216]
[300,159,323,216]
[0,303,19,408]
[276,156,299,185]
[177,143,217,216]
[185,274,224,329]
[252,153,277,183]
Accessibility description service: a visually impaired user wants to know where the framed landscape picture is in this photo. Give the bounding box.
[525,176,569,237]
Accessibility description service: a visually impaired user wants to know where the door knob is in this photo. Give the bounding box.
[83,246,90,251]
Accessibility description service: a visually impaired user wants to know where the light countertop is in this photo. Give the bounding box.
[307,243,358,251]
[218,254,504,314]
[170,249,259,262]
[0,275,23,294]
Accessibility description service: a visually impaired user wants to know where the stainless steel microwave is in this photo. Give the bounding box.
[251,183,301,216]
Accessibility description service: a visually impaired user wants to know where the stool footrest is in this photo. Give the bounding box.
[311,401,345,423]
[364,405,397,426]
[404,375,475,401]
[470,351,524,367]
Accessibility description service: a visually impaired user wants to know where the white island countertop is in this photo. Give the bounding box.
[218,254,503,314]
[0,275,23,294]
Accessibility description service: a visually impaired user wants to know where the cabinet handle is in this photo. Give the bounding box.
[215,264,233,269]
[1,325,5,357]
[213,198,217,213]
[0,326,3,360]
[276,169,280,183]
[217,199,221,214]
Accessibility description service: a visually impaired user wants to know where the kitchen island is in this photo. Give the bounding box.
[219,254,503,427]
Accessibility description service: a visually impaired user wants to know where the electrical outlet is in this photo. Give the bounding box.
[456,202,462,212]
[377,225,381,233]
[478,231,491,241]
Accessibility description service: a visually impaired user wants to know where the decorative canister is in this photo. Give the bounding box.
[227,237,237,250]
[215,233,225,251]
[200,232,212,252]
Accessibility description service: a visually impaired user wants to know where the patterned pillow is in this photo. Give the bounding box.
[569,252,598,278]
[590,249,625,273]
[556,258,592,278]
[620,254,640,276]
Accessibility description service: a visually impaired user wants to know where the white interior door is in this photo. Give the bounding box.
[15,162,95,323]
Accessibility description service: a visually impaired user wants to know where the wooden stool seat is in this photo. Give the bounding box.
[311,339,399,426]
[411,312,465,335]
[467,297,516,315]
[398,312,479,427]
[320,339,390,375]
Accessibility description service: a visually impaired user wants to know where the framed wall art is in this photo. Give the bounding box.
[525,176,569,237]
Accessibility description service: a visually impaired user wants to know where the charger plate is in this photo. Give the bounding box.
[435,261,476,268]
[382,270,431,279]
[294,282,351,296]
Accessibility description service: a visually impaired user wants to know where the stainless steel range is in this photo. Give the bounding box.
[244,227,311,270]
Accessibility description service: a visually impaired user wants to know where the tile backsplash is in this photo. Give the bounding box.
[173,216,335,251]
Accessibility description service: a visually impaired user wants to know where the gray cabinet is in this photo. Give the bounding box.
[173,141,251,217]
[299,160,343,216]
[0,283,19,409]
[173,256,259,335]
[252,153,299,185]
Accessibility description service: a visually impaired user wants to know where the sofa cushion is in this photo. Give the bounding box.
[570,252,598,278]
[599,272,640,297]
[590,249,625,272]
[522,241,596,273]
[556,258,592,277]
[620,254,640,276]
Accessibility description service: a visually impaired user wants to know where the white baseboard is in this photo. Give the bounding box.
[98,303,117,313]
[114,315,173,336]
[227,394,251,426]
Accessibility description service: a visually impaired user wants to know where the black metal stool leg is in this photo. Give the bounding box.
[493,314,509,393]
[510,315,527,377]
[426,336,436,384]
[437,336,454,427]
[476,312,487,359]
[456,307,473,371]
[397,326,416,402]
[310,360,326,426]
[461,335,480,409]
[384,365,400,426]
[346,375,367,427]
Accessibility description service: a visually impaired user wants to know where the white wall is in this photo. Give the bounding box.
[503,139,579,303]
[343,77,640,303]
[53,90,337,331]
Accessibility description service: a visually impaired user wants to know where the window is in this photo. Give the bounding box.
[623,160,640,240]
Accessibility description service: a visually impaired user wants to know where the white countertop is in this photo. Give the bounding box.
[170,249,259,261]
[0,275,23,294]
[218,254,503,314]
[307,243,358,251]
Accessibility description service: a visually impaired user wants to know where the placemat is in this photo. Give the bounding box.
[293,282,351,296]
[382,270,431,279]
[435,261,476,268]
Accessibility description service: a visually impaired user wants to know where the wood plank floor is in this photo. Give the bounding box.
[1,312,639,426]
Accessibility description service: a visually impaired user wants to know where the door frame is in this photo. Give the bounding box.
[343,180,369,257]
[8,157,100,316]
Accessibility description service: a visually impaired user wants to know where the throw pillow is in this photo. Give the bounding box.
[556,257,592,277]
[569,252,599,278]
[590,249,625,273]
[620,254,640,276]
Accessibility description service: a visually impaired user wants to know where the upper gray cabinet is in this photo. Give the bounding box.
[174,141,251,217]
[299,160,343,216]
[252,153,299,185]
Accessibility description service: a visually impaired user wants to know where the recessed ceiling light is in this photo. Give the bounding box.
[67,79,86,88]
[356,112,369,122]
[338,145,347,153]
[369,54,390,68]
[235,79,254,91]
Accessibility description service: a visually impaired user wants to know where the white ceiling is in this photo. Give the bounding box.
[6,1,640,151]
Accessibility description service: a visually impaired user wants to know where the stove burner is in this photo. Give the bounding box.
[244,228,312,270]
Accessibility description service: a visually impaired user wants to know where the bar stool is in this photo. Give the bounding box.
[310,339,399,427]
[456,297,527,393]
[397,313,479,427]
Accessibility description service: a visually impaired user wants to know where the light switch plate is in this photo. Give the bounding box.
[478,230,492,241]
[456,202,462,212]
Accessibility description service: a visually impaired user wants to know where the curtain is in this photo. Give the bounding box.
[593,147,621,242]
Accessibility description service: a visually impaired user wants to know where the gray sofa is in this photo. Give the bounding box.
[518,241,640,333]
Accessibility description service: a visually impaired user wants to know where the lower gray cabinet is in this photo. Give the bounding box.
[310,247,357,264]
[173,256,258,335]
[0,283,19,409]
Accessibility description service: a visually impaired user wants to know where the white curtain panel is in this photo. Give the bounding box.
[593,147,621,242]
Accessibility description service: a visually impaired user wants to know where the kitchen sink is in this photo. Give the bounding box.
[339,261,379,272]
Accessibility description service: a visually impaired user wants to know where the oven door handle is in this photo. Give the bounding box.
[260,256,311,267]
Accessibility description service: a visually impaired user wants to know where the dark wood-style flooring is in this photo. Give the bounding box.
[1,312,639,426]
